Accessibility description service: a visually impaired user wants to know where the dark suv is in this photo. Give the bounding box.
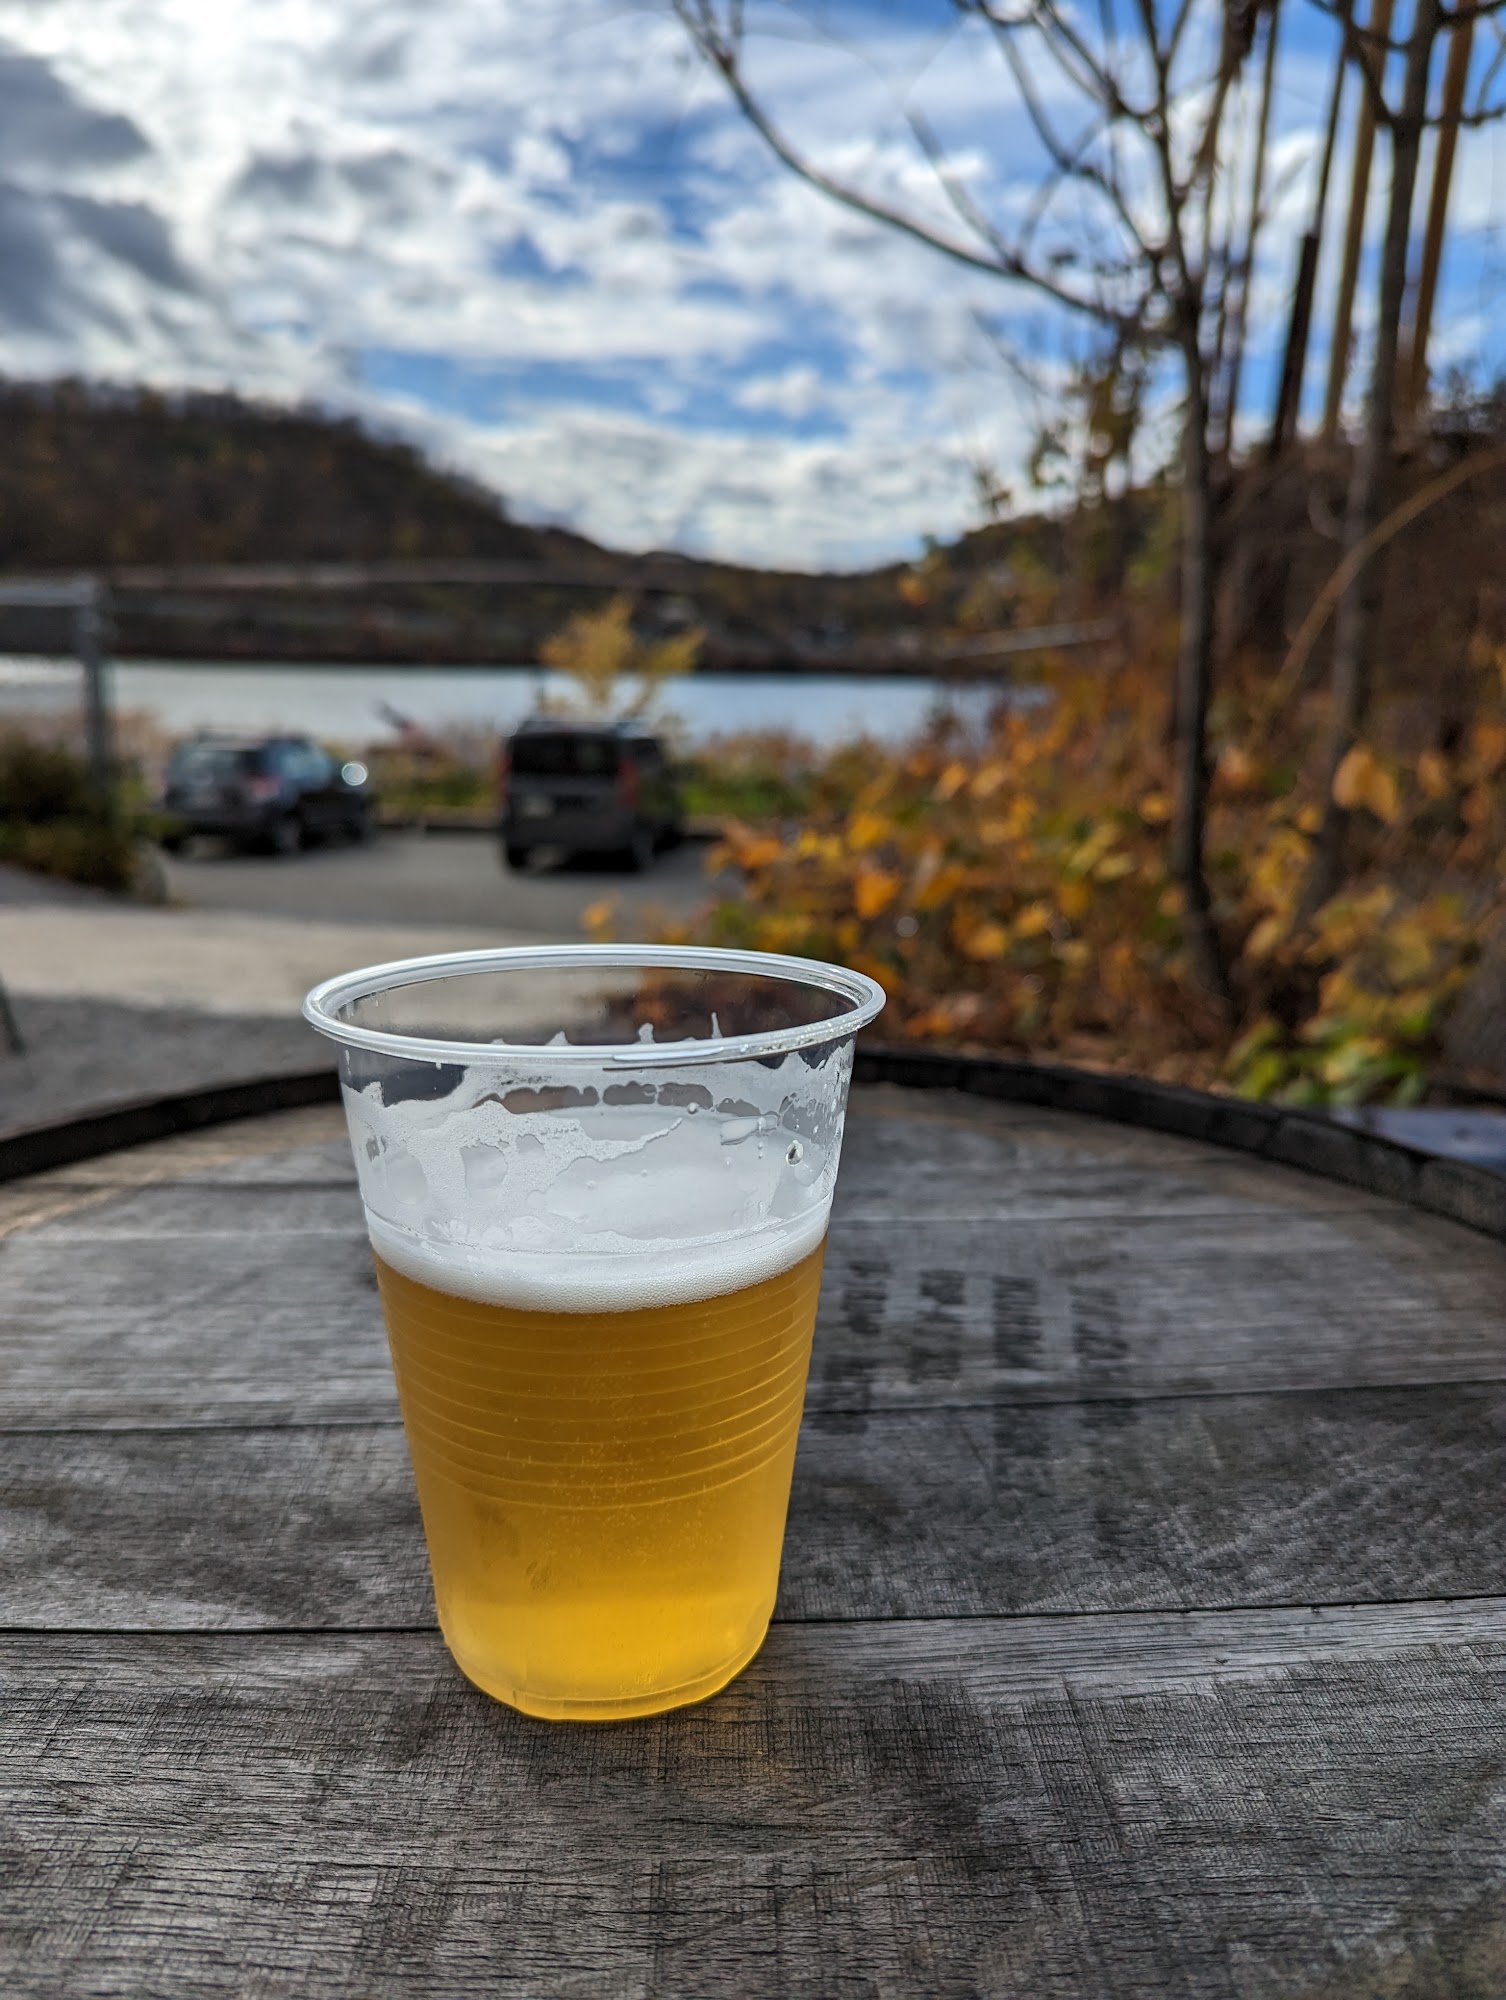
[160,734,375,855]
[499,720,683,872]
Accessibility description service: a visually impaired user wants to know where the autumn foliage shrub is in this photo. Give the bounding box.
[0,730,146,893]
[678,730,817,823]
[658,650,1506,1104]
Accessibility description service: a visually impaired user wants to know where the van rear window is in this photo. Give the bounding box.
[510,734,621,779]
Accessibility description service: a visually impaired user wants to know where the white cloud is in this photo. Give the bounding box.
[0,0,1500,568]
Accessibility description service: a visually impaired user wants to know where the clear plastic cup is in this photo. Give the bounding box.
[303,945,884,1721]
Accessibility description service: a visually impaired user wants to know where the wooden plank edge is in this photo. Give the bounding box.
[854,1044,1506,1240]
[1,1596,1499,1700]
[6,1048,1503,1243]
[0,1068,340,1185]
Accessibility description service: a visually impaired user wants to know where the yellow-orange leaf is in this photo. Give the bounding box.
[1139,791,1172,825]
[846,810,890,853]
[1331,745,1372,810]
[732,834,785,870]
[962,920,1010,960]
[853,867,901,920]
[1015,901,1053,938]
[1367,765,1400,824]
[1417,749,1450,799]
[1058,879,1092,919]
[1332,745,1399,824]
[1470,718,1506,774]
[915,862,969,913]
[970,760,1010,800]
[934,761,969,802]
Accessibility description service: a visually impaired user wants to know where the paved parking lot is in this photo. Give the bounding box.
[0,834,735,1131]
[159,828,725,937]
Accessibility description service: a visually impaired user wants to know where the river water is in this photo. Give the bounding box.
[0,656,1003,750]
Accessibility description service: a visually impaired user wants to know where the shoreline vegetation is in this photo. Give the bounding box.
[3,381,1506,1108]
[6,653,1505,1110]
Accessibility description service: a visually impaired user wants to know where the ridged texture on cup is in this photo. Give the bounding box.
[374,1240,825,1719]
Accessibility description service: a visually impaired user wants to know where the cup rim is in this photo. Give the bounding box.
[302,943,886,1068]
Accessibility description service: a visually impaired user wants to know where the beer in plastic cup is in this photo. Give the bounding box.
[304,946,884,1720]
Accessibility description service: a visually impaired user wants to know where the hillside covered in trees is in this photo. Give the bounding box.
[0,379,570,569]
[1,377,1503,692]
[0,378,1085,669]
[0,380,911,667]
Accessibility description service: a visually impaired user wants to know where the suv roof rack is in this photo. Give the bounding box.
[511,716,652,737]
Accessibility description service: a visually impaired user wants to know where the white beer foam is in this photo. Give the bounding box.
[366,1204,828,1313]
[342,1050,849,1312]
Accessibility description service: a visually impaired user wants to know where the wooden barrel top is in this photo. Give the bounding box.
[2,1082,1504,1997]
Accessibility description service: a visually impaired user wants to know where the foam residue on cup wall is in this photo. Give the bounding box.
[341,1041,855,1313]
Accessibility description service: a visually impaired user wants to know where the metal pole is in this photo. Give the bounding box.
[75,577,113,806]
[0,978,24,1055]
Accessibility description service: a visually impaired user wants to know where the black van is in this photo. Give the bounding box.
[499,719,683,872]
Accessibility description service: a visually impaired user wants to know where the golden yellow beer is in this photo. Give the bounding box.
[374,1240,826,1721]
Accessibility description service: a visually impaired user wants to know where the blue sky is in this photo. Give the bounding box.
[0,0,1502,568]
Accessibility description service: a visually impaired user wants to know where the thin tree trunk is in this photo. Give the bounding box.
[1219,0,1282,455]
[1404,8,1474,411]
[1307,0,1440,914]
[1323,0,1397,446]
[1175,333,1230,1006]
[1269,0,1350,456]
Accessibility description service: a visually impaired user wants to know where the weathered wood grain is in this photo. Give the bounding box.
[4,1088,1504,2000]
[4,1103,348,1191]
[2,1610,1503,1999]
[6,1172,1500,1428]
[1,1224,393,1428]
[834,1087,1402,1222]
[0,1424,428,1630]
[3,1385,1502,1630]
[813,1205,1506,1408]
[856,1052,1506,1237]
[0,1105,351,1241]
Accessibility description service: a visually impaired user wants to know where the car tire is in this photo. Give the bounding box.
[504,842,532,871]
[267,812,303,857]
[621,826,654,874]
[347,808,373,845]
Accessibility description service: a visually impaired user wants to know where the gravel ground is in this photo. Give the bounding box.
[0,862,328,1131]
[0,863,115,907]
[0,992,327,1134]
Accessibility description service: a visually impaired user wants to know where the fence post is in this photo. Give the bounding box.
[75,578,113,805]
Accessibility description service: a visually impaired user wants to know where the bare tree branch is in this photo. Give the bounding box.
[672,0,1252,1005]
[983,13,1153,256]
[673,0,1147,328]
[1471,21,1506,111]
